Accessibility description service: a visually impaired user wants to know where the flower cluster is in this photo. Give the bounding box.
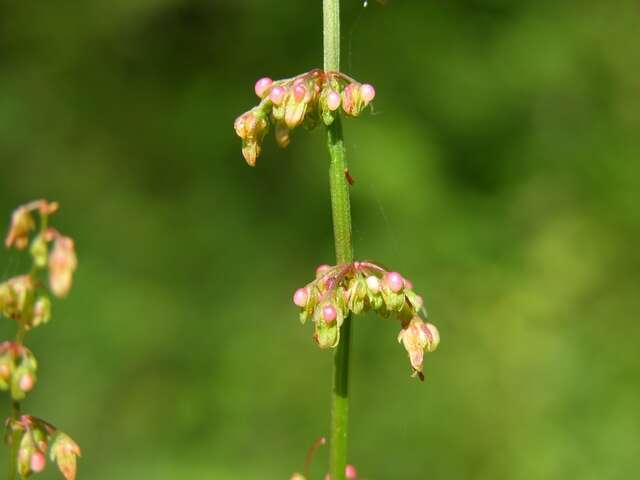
[2,200,81,479]
[5,416,81,480]
[293,261,439,379]
[1,200,77,330]
[0,342,37,401]
[234,69,376,165]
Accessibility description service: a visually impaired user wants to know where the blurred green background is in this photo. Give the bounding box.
[1,0,639,478]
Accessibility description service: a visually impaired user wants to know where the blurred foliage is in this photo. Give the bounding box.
[1,0,639,478]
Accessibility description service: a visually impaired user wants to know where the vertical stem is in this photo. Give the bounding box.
[8,402,20,480]
[8,320,27,480]
[324,1,353,479]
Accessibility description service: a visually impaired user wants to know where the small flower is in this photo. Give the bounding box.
[398,317,440,380]
[30,451,47,473]
[5,206,35,250]
[322,304,337,324]
[50,431,81,480]
[269,85,287,105]
[18,372,34,392]
[384,272,404,293]
[293,287,309,308]
[366,275,380,293]
[49,236,78,298]
[327,90,341,111]
[254,77,273,98]
[345,464,358,479]
[315,264,332,278]
[360,84,376,104]
[32,296,52,327]
[0,275,36,320]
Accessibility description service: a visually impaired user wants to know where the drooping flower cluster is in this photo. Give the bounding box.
[235,69,376,165]
[2,200,81,479]
[0,342,37,401]
[293,261,439,380]
[5,416,81,480]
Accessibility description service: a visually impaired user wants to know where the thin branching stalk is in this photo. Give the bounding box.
[324,1,354,479]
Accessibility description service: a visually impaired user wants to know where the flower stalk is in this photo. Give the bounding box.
[323,1,354,479]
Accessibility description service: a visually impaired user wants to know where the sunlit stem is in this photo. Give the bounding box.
[324,1,354,479]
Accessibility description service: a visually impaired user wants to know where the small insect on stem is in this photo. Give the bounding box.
[344,168,355,186]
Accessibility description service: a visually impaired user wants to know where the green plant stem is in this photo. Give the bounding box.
[8,274,31,480]
[324,1,354,479]
[8,401,20,480]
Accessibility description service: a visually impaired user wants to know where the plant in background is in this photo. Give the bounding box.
[234,1,440,478]
[1,200,81,480]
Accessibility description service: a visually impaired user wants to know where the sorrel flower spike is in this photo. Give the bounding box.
[292,261,440,380]
[6,415,81,480]
[234,69,376,166]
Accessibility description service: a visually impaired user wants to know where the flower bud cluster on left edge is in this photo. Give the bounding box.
[234,69,376,166]
[293,261,439,380]
[1,200,81,480]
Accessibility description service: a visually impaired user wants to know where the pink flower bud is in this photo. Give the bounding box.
[315,264,331,278]
[30,451,46,473]
[269,86,286,105]
[293,288,309,307]
[322,304,337,323]
[19,373,34,392]
[366,275,380,293]
[254,77,273,98]
[345,464,358,479]
[403,278,414,290]
[360,83,376,104]
[327,90,341,111]
[385,272,404,293]
[293,82,307,103]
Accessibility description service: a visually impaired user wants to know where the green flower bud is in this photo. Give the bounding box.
[50,432,81,480]
[17,430,35,478]
[32,296,52,327]
[30,234,49,268]
[314,319,339,349]
[0,355,13,390]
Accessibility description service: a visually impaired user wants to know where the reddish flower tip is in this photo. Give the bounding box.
[315,264,331,278]
[269,86,286,105]
[30,451,46,473]
[345,464,358,479]
[327,90,341,111]
[293,83,307,103]
[19,373,34,392]
[385,272,404,293]
[254,77,273,98]
[322,304,337,323]
[360,83,376,103]
[293,288,309,307]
